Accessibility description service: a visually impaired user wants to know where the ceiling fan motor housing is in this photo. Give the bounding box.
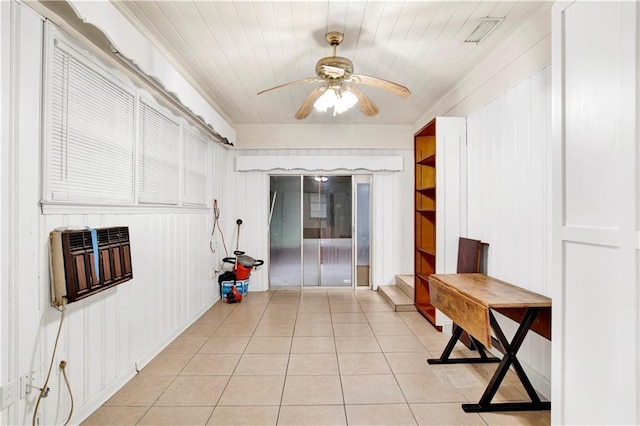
[315,31,353,79]
[315,56,354,79]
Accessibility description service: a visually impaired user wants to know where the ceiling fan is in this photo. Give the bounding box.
[257,31,411,119]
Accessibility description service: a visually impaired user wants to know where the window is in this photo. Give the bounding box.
[137,98,180,205]
[183,129,208,206]
[44,27,213,209]
[48,38,135,204]
[309,193,328,219]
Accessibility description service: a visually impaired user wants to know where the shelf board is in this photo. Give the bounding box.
[417,153,436,166]
[416,208,436,214]
[416,247,436,257]
[416,273,433,282]
[416,185,436,192]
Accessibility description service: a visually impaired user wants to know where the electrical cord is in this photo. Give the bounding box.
[210,199,229,272]
[32,300,73,426]
[60,361,73,426]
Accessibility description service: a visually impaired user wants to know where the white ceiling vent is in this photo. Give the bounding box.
[464,17,505,44]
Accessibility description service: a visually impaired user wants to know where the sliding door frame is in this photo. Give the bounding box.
[268,173,372,290]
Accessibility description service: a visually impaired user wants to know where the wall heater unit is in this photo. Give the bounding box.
[49,226,133,306]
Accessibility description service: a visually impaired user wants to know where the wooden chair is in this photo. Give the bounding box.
[457,237,483,273]
[454,237,488,349]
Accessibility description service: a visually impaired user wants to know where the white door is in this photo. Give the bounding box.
[552,2,640,424]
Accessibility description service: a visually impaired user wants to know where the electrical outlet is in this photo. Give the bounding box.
[1,379,18,409]
[20,372,34,399]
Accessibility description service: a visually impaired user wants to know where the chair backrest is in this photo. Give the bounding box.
[457,237,482,273]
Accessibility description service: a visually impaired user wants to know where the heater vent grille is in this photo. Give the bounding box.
[49,226,133,306]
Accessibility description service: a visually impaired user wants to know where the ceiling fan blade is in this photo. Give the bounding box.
[348,85,379,117]
[350,74,411,97]
[257,77,321,95]
[295,86,325,119]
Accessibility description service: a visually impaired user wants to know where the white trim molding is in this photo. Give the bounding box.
[236,155,403,172]
[65,0,236,145]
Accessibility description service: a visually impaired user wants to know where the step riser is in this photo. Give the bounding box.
[377,284,416,312]
[395,275,415,300]
[378,287,395,310]
[396,279,413,299]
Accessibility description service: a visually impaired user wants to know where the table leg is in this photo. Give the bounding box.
[427,324,500,365]
[461,308,551,412]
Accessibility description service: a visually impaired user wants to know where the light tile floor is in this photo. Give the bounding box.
[83,290,551,425]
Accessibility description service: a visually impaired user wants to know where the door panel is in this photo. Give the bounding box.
[269,176,302,288]
[302,176,352,287]
[355,178,371,286]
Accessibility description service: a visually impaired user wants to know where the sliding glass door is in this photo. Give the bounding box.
[269,176,302,287]
[302,175,352,287]
[269,175,355,288]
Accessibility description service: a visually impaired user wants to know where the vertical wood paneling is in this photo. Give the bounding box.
[38,201,217,425]
[466,65,551,396]
[0,10,8,416]
[372,173,392,286]
[468,67,550,285]
[103,277,118,385]
[209,144,230,272]
[398,149,415,276]
[2,6,46,425]
[65,297,86,409]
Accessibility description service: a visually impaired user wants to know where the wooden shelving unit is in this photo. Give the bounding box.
[414,120,438,326]
[413,116,466,329]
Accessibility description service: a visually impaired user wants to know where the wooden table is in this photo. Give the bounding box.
[427,273,551,413]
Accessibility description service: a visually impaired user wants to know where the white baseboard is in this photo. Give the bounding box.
[69,366,137,425]
[136,300,219,370]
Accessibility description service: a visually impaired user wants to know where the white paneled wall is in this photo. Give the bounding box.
[466,66,551,397]
[0,4,234,424]
[35,144,232,426]
[32,144,232,426]
[39,211,216,422]
[232,149,414,289]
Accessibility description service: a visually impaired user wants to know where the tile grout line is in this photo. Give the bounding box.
[328,291,349,425]
[204,294,267,423]
[275,290,301,424]
[135,302,237,425]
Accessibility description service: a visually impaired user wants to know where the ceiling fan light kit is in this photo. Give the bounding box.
[257,31,411,119]
[314,87,358,116]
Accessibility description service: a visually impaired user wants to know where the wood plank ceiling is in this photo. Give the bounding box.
[112,1,550,126]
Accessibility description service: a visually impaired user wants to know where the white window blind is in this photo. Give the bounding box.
[49,39,135,203]
[183,129,208,206]
[137,99,180,205]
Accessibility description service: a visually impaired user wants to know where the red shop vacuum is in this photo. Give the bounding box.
[218,219,264,303]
